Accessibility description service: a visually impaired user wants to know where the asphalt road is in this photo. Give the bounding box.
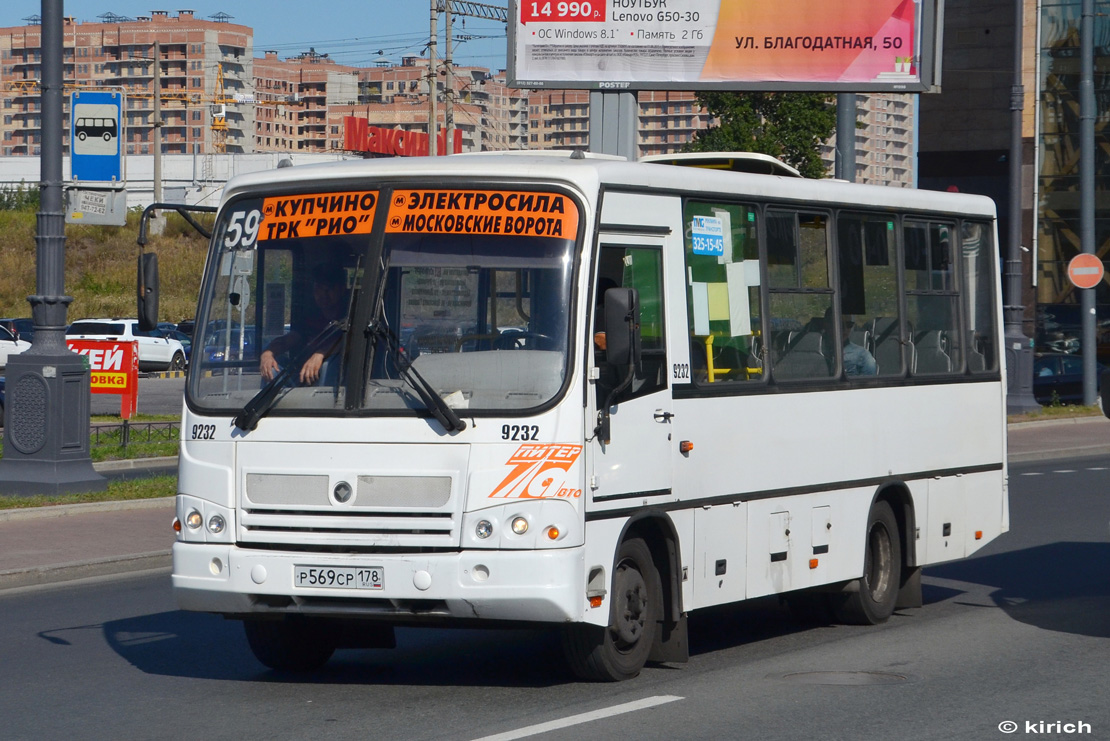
[90,375,186,417]
[1,455,1107,741]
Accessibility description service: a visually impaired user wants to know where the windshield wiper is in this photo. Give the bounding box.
[367,319,467,433]
[234,321,345,432]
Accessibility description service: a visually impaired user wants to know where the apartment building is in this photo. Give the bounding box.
[528,88,915,185]
[823,94,917,187]
[254,48,359,153]
[526,89,712,158]
[352,58,529,153]
[0,9,253,156]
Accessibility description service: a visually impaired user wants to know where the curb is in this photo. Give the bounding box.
[1007,415,1109,431]
[1007,445,1110,464]
[0,552,171,591]
[141,370,187,379]
[93,456,178,472]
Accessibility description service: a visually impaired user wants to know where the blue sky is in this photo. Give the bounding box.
[1,2,510,69]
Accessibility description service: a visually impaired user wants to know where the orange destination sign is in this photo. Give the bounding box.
[386,190,579,239]
[260,191,378,241]
[1067,253,1105,290]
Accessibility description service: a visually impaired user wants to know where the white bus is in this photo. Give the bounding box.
[169,152,1007,681]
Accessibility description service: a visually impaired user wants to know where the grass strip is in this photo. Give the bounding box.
[0,474,177,510]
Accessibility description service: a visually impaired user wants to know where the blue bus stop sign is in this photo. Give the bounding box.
[70,90,123,184]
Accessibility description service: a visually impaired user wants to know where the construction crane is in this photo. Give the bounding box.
[206,62,301,154]
[209,63,235,153]
[2,79,191,104]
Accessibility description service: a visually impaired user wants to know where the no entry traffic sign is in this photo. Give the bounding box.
[1067,253,1105,289]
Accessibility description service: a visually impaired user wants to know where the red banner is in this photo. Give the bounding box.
[68,340,138,419]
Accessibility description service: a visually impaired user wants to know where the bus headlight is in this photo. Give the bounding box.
[462,499,580,549]
[177,495,233,544]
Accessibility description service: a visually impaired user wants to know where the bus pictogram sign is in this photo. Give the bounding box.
[70,90,123,184]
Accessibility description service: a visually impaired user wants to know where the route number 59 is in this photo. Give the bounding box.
[224,210,261,248]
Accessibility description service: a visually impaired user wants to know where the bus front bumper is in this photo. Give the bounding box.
[172,542,586,624]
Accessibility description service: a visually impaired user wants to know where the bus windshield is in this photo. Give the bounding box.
[188,187,580,418]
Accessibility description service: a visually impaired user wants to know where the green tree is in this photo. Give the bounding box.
[685,92,838,179]
[0,182,40,211]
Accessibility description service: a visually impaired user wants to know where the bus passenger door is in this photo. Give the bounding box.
[589,236,673,502]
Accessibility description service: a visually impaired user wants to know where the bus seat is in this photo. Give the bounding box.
[870,317,903,375]
[914,330,951,373]
[774,331,829,379]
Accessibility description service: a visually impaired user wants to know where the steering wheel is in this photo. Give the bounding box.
[495,330,552,350]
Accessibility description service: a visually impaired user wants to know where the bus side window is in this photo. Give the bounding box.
[682,201,763,385]
[905,221,961,375]
[837,213,902,376]
[594,244,667,405]
[961,221,998,373]
[768,210,835,381]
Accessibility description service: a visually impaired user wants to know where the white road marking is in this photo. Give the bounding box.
[470,695,685,741]
[1020,467,1110,477]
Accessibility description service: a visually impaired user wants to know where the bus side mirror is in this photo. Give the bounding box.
[137,252,159,332]
[604,287,641,367]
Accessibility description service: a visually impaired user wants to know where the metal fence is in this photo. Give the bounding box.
[91,421,180,448]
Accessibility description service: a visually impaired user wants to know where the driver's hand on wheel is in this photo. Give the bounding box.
[260,349,281,382]
[299,352,325,385]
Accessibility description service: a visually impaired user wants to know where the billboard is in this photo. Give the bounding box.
[508,0,941,92]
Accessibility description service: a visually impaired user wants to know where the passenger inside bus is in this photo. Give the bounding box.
[842,315,878,376]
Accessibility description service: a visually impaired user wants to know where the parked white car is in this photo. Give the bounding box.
[66,318,187,372]
[0,323,30,369]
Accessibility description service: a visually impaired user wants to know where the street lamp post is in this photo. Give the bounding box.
[1004,0,1040,413]
[1079,0,1097,405]
[0,0,104,496]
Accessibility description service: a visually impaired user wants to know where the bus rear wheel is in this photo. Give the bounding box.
[562,537,660,681]
[243,617,336,671]
[831,500,901,625]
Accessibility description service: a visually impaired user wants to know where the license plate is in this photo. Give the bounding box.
[294,565,384,590]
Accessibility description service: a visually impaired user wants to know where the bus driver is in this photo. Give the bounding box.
[259,262,348,385]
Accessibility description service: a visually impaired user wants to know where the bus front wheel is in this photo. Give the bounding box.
[562,537,660,681]
[243,617,335,671]
[831,500,901,625]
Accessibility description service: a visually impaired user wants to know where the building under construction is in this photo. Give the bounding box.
[0,9,254,156]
